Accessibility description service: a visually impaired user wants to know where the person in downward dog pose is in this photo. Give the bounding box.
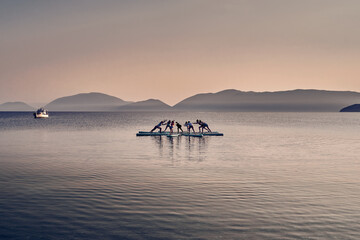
[150,120,167,133]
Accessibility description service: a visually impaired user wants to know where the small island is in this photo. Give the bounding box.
[340,104,360,112]
[0,102,34,111]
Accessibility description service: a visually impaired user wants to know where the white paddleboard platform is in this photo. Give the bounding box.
[136,131,223,137]
[167,133,181,137]
[181,133,203,137]
[136,131,170,136]
[202,131,224,136]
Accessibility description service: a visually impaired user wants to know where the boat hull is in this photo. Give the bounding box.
[34,113,49,118]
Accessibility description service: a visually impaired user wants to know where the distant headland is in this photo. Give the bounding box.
[0,102,35,111]
[340,104,360,112]
[1,89,360,112]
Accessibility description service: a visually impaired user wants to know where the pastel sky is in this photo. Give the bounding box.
[1,0,360,106]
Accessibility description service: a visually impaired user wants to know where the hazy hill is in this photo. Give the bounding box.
[117,99,172,111]
[174,89,360,112]
[340,104,360,112]
[0,102,34,111]
[45,92,128,111]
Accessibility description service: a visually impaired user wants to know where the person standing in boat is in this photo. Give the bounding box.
[176,122,183,133]
[150,120,167,133]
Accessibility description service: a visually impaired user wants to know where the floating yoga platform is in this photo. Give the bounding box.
[136,131,170,136]
[167,133,181,137]
[136,131,223,137]
[202,132,224,136]
[181,133,203,137]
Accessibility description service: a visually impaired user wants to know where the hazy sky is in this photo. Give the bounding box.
[1,0,360,106]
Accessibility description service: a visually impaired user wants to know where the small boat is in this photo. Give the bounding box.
[33,108,49,118]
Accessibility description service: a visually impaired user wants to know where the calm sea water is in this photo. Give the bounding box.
[0,112,359,239]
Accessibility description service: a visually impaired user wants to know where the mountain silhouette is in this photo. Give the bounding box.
[117,99,172,111]
[173,89,360,112]
[340,104,360,112]
[4,89,360,112]
[0,102,34,111]
[45,92,128,111]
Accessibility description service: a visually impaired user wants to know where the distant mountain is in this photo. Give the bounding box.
[0,102,34,111]
[7,89,360,112]
[340,104,360,112]
[174,89,360,112]
[118,99,172,111]
[45,92,129,111]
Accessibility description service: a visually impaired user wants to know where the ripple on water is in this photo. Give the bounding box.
[1,112,360,239]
